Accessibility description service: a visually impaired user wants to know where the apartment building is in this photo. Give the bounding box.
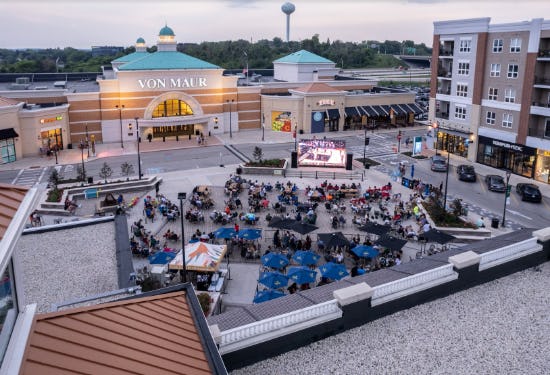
[429,17,550,184]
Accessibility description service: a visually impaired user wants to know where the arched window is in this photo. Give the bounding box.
[152,99,193,118]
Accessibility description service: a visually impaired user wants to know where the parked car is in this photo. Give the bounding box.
[430,155,448,172]
[485,175,506,192]
[516,183,542,203]
[456,165,476,182]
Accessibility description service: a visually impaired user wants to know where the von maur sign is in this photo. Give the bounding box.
[137,77,207,89]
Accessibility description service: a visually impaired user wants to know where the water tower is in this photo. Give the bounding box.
[281,2,295,43]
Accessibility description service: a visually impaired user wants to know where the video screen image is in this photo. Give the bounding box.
[298,139,346,168]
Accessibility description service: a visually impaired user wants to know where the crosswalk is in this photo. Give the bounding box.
[11,167,49,187]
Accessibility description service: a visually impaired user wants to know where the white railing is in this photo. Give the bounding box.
[219,299,341,353]
[479,238,542,271]
[371,264,457,306]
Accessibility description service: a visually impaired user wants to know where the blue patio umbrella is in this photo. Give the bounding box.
[236,228,262,240]
[319,262,349,280]
[148,251,176,265]
[261,252,289,270]
[253,289,285,304]
[351,245,379,259]
[287,266,317,285]
[213,227,237,239]
[292,250,321,266]
[258,271,289,289]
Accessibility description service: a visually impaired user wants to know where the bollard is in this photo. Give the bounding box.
[315,171,318,179]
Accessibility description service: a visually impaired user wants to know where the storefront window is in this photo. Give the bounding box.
[0,263,18,362]
[476,136,537,179]
[152,100,193,118]
[437,133,469,158]
[535,150,550,184]
[40,128,63,153]
[0,139,16,164]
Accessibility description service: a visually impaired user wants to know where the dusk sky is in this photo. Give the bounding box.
[1,0,547,49]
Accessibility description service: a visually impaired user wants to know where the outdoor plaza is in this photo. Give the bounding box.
[65,164,487,310]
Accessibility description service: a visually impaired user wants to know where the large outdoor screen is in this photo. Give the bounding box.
[298,138,346,168]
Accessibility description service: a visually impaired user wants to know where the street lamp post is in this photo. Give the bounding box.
[502,171,512,227]
[85,123,90,158]
[115,104,125,149]
[53,144,58,165]
[226,99,234,139]
[134,118,142,180]
[261,113,265,142]
[363,126,369,168]
[178,192,188,283]
[443,138,452,211]
[79,140,86,182]
[433,121,439,155]
[243,51,249,85]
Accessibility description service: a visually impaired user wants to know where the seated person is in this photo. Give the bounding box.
[476,217,486,228]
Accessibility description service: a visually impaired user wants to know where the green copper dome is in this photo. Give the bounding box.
[159,25,175,37]
[136,37,145,44]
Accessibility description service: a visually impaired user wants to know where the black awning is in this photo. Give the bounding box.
[375,105,389,116]
[327,108,340,119]
[390,104,406,116]
[0,128,19,141]
[407,102,425,114]
[397,104,411,114]
[344,107,360,117]
[362,106,379,117]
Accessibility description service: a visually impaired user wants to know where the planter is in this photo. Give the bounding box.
[240,160,288,176]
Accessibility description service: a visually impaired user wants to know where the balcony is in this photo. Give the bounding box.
[534,77,550,88]
[437,69,452,79]
[530,102,550,117]
[537,49,550,60]
[437,88,451,95]
[439,50,454,57]
[435,110,449,120]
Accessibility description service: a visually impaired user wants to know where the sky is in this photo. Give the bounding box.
[0,0,547,49]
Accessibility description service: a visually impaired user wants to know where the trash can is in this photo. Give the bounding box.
[87,177,93,184]
[236,167,242,175]
[491,218,499,229]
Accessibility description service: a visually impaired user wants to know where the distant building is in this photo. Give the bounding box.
[91,45,124,57]
[430,17,550,184]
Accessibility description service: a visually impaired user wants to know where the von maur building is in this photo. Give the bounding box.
[0,25,424,164]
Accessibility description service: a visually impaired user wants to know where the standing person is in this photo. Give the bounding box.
[411,164,415,178]
[197,134,201,145]
[234,222,239,233]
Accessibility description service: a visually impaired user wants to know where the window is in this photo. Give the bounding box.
[152,99,193,118]
[456,84,468,97]
[507,64,519,78]
[459,39,471,53]
[455,105,467,120]
[486,111,496,125]
[502,113,513,128]
[510,38,521,53]
[457,62,470,75]
[504,88,516,103]
[492,39,503,53]
[0,139,16,164]
[490,63,501,77]
[488,87,498,101]
[545,119,550,138]
[0,263,18,362]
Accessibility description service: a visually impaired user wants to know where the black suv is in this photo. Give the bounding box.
[516,183,542,203]
[456,165,476,182]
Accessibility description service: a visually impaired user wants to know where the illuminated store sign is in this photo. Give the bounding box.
[317,99,335,106]
[137,77,207,89]
[40,116,63,124]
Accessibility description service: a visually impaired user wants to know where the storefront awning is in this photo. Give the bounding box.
[375,105,389,116]
[344,107,360,117]
[326,108,340,119]
[405,103,424,114]
[390,104,407,116]
[0,128,19,141]
[362,106,379,117]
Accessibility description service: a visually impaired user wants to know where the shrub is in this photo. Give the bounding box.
[197,293,211,315]
[422,200,476,228]
[121,162,134,179]
[46,188,63,202]
[244,158,285,168]
[252,146,264,162]
[99,162,113,182]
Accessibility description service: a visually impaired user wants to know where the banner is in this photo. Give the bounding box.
[271,111,292,132]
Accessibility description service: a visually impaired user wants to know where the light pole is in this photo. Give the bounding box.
[226,99,234,139]
[134,118,142,180]
[178,192,188,283]
[443,138,452,210]
[115,104,125,148]
[261,113,265,142]
[363,126,369,168]
[294,122,298,152]
[79,140,86,182]
[243,51,249,85]
[85,123,90,158]
[433,121,439,155]
[502,171,512,227]
[53,144,58,165]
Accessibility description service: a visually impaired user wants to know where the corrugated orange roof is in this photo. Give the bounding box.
[292,82,343,94]
[0,183,29,240]
[0,96,19,106]
[20,291,215,375]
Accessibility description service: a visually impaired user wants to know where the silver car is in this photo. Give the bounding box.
[430,155,448,172]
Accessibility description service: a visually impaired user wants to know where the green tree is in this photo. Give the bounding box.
[121,162,135,180]
[76,164,86,182]
[253,146,264,162]
[99,162,113,182]
[48,169,60,189]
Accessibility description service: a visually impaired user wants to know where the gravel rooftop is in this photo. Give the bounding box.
[231,262,550,375]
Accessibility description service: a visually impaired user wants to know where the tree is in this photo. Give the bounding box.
[76,164,86,182]
[99,162,113,182]
[120,162,135,180]
[253,146,264,163]
[48,169,60,189]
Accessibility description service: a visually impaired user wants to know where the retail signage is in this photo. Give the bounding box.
[137,77,207,89]
[492,139,523,152]
[40,116,63,124]
[316,99,335,106]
